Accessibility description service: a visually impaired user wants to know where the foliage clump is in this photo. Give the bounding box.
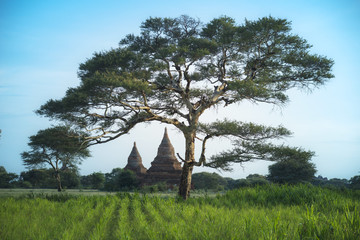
[103,168,140,191]
[267,149,316,184]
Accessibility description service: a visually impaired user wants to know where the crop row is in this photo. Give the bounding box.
[0,185,359,239]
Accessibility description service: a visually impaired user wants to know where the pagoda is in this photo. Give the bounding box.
[124,142,147,178]
[145,128,182,185]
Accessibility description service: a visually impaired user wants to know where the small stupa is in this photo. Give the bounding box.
[145,128,182,185]
[124,142,147,178]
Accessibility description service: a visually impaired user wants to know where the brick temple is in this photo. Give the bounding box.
[124,128,182,186]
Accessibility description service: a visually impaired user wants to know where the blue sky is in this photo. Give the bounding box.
[1,0,359,179]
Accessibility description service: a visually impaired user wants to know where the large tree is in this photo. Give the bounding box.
[37,16,333,199]
[21,126,90,191]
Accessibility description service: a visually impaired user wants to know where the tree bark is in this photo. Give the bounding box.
[178,162,193,199]
[55,171,63,192]
[178,131,195,200]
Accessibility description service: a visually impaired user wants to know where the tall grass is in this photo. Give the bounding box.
[0,185,359,239]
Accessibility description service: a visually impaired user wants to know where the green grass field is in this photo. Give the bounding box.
[1,185,359,239]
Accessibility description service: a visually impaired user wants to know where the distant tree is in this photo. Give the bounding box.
[327,178,350,189]
[104,168,121,191]
[37,15,334,199]
[18,180,32,188]
[349,175,360,190]
[192,172,227,190]
[104,168,139,191]
[60,169,81,189]
[20,169,54,188]
[117,169,140,190]
[21,126,90,191]
[311,175,327,185]
[20,168,80,189]
[236,179,252,188]
[225,174,269,189]
[246,174,269,186]
[80,175,91,188]
[90,172,105,189]
[0,166,18,188]
[224,177,238,190]
[267,148,316,184]
[141,181,168,193]
[81,172,105,189]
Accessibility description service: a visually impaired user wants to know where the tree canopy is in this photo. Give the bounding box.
[349,175,360,190]
[104,168,140,191]
[192,172,227,190]
[81,172,105,189]
[267,148,316,184]
[0,166,18,188]
[37,15,333,199]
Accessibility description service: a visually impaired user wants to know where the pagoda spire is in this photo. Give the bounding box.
[124,141,147,175]
[157,127,174,157]
[145,128,182,185]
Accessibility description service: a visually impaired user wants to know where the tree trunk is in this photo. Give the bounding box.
[178,162,193,199]
[55,171,63,192]
[178,131,195,200]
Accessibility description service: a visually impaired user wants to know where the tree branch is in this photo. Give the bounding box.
[194,135,212,166]
[177,153,187,163]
